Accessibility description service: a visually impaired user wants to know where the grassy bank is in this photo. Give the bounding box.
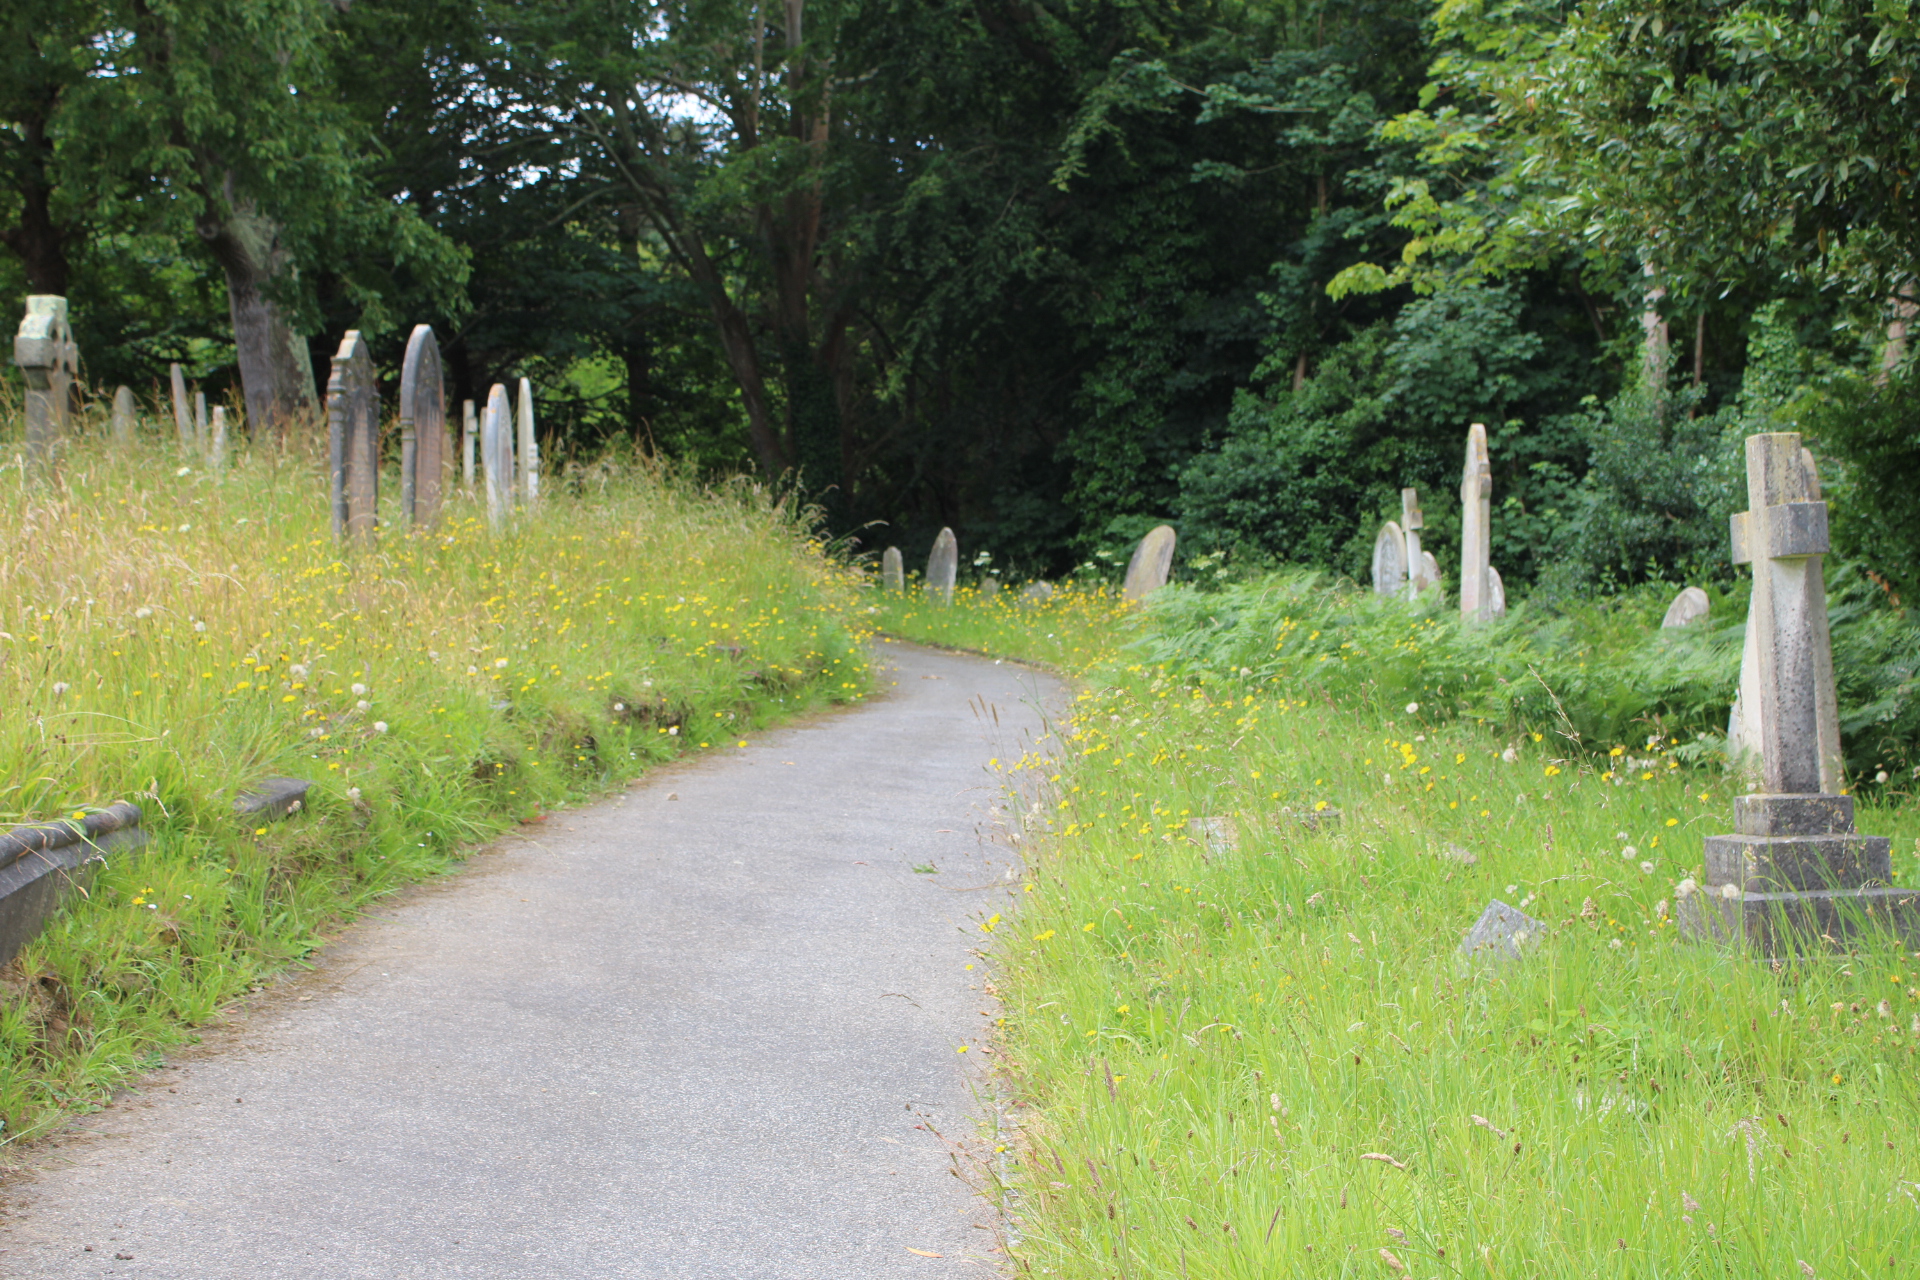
[0,422,867,1143]
[911,581,1920,1276]
[868,578,1134,674]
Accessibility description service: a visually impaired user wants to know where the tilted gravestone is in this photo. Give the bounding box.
[13,296,79,472]
[1459,423,1494,623]
[1661,586,1710,629]
[881,546,904,592]
[399,325,449,529]
[1419,551,1442,594]
[1122,524,1177,601]
[517,377,539,505]
[112,386,135,442]
[925,528,958,605]
[1371,521,1407,597]
[326,331,379,543]
[1683,432,1915,953]
[462,399,478,493]
[1461,899,1547,962]
[169,362,193,445]
[480,383,513,530]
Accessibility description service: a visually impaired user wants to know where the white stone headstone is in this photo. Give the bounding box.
[1419,551,1442,595]
[1123,525,1177,601]
[1661,586,1710,629]
[881,547,904,592]
[1487,565,1507,618]
[1371,521,1407,596]
[462,399,477,493]
[1459,423,1493,623]
[481,384,512,531]
[926,528,958,605]
[209,406,229,472]
[516,378,539,506]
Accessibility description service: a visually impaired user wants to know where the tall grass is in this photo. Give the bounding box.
[900,581,1920,1276]
[868,578,1135,674]
[0,407,867,1143]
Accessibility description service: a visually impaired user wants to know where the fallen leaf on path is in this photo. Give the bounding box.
[906,1247,943,1257]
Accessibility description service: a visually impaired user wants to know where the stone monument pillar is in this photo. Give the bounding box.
[112,386,136,442]
[462,399,478,494]
[1459,423,1493,623]
[1402,488,1440,595]
[13,296,79,473]
[1684,432,1915,953]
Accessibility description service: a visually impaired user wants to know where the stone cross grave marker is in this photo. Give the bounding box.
[326,331,379,543]
[1459,423,1494,623]
[1122,524,1177,601]
[1404,488,1439,595]
[881,546,904,592]
[399,325,449,529]
[209,407,229,472]
[1371,520,1407,596]
[1683,432,1914,953]
[462,399,478,493]
[13,296,79,472]
[112,386,135,443]
[517,378,539,506]
[926,528,958,605]
[481,384,512,530]
[1661,586,1710,629]
[169,363,193,445]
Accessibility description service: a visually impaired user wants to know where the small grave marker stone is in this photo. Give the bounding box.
[1019,582,1054,606]
[13,296,79,472]
[234,778,312,822]
[517,378,539,505]
[209,407,229,472]
[1122,524,1177,601]
[1661,586,1710,629]
[481,384,512,530]
[326,331,379,543]
[1487,565,1507,619]
[1684,432,1915,953]
[399,325,449,528]
[1419,551,1442,594]
[881,546,904,592]
[112,386,135,442]
[169,363,193,445]
[1459,423,1494,623]
[1372,521,1407,596]
[926,528,958,605]
[1461,900,1546,961]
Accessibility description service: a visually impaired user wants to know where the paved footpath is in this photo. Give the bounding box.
[0,641,1061,1279]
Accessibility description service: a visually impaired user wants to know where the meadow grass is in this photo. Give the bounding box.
[868,577,1136,674]
[0,408,868,1144]
[899,581,1920,1277]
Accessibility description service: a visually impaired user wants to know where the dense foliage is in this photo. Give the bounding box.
[4,0,1918,606]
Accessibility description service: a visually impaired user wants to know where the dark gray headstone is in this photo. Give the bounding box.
[1461,899,1546,961]
[400,325,449,529]
[327,330,379,543]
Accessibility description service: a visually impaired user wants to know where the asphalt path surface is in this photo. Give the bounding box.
[0,641,1063,1279]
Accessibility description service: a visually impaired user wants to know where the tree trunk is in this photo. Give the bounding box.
[0,107,72,296]
[197,196,317,438]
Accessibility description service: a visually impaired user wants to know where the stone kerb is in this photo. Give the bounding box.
[399,325,450,529]
[517,378,539,506]
[881,546,905,593]
[1682,432,1917,954]
[1459,422,1494,624]
[1371,521,1407,596]
[327,331,380,544]
[0,802,146,969]
[1122,524,1177,601]
[14,295,81,473]
[481,384,513,531]
[926,528,958,605]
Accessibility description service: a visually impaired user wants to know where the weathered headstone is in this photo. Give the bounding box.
[1683,432,1915,953]
[233,777,312,822]
[462,399,478,493]
[1487,565,1507,619]
[926,528,958,605]
[881,546,905,592]
[517,377,539,505]
[13,296,79,472]
[194,389,208,446]
[480,383,512,530]
[326,331,379,543]
[1460,423,1494,623]
[1402,488,1439,595]
[169,362,193,445]
[1122,524,1177,601]
[111,386,135,442]
[1420,551,1442,594]
[981,576,1001,597]
[1371,521,1407,596]
[1661,586,1710,629]
[1461,899,1546,961]
[209,407,229,473]
[399,325,449,529]
[1019,581,1054,606]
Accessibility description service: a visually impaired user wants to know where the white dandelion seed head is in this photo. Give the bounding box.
[346,787,361,801]
[134,607,153,620]
[1877,770,1891,784]
[350,683,368,696]
[1608,938,1623,949]
[194,620,206,633]
[1720,882,1741,900]
[1621,845,1638,859]
[1501,746,1518,764]
[467,666,478,676]
[175,466,191,477]
[356,700,371,712]
[289,664,308,679]
[309,727,325,739]
[372,721,388,734]
[1640,860,1655,874]
[1505,885,1518,896]
[1405,702,1420,715]
[1655,899,1669,919]
[668,726,680,736]
[494,658,509,669]
[1675,878,1698,899]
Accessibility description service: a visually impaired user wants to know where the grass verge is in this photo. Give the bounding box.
[0,423,868,1144]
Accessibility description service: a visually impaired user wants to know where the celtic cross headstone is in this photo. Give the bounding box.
[13,296,79,472]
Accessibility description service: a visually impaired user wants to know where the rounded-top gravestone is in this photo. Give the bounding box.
[1371,521,1407,597]
[112,386,136,443]
[481,383,513,530]
[1661,586,1710,629]
[326,330,379,543]
[881,547,904,593]
[1122,525,1177,601]
[926,529,958,605]
[399,325,449,529]
[517,378,539,505]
